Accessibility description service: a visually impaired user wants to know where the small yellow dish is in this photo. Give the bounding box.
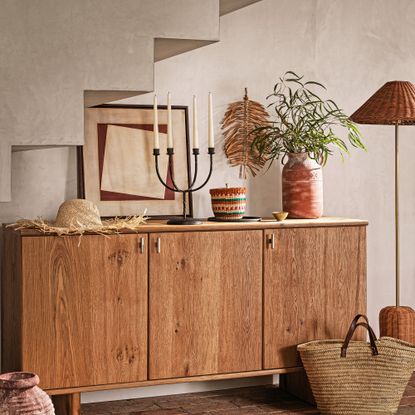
[272,211,289,222]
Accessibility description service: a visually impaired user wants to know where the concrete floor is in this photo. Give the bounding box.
[82,374,415,414]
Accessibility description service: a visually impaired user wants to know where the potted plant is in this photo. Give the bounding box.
[252,71,366,218]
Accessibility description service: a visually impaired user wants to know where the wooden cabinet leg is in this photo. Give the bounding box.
[52,393,81,415]
[279,371,315,405]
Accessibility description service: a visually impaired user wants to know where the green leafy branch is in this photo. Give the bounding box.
[252,71,366,166]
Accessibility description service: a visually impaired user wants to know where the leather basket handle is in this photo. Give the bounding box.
[341,314,379,357]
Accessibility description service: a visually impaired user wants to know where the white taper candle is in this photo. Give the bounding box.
[193,95,199,149]
[208,92,214,148]
[153,95,159,149]
[167,92,173,148]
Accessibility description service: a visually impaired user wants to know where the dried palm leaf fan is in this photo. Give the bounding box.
[221,88,269,179]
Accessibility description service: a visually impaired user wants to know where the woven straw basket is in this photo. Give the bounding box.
[209,187,246,219]
[298,315,415,415]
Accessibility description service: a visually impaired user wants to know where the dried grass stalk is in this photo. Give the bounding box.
[7,214,147,238]
[221,88,269,179]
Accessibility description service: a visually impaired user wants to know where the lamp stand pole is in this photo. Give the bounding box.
[349,80,415,343]
[395,123,400,307]
[379,122,415,343]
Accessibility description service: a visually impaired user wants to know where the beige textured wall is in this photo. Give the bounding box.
[125,0,415,326]
[0,0,220,200]
[0,0,219,146]
[1,0,415,403]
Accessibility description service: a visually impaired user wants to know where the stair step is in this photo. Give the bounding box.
[220,0,262,15]
[155,38,217,62]
[0,0,263,201]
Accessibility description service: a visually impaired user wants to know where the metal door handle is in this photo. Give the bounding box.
[139,237,145,254]
[269,233,275,249]
[156,237,161,254]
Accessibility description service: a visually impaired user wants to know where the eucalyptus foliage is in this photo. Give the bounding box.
[252,71,366,165]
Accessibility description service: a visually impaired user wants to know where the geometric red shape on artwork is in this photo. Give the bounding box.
[97,123,175,202]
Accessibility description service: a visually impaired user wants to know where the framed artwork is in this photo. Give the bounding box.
[79,104,193,218]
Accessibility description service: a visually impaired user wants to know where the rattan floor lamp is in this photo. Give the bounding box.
[351,81,415,343]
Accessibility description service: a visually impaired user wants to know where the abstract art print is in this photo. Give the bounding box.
[80,105,192,217]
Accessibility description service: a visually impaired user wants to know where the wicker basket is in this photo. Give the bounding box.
[379,306,415,344]
[298,315,415,415]
[209,187,246,219]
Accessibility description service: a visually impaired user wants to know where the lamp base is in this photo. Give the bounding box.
[166,217,202,225]
[379,306,415,343]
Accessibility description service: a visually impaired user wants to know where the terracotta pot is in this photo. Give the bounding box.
[0,372,55,415]
[282,153,323,219]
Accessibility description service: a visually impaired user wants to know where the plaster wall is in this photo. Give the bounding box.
[0,0,220,200]
[1,0,415,403]
[123,0,415,327]
[0,0,219,143]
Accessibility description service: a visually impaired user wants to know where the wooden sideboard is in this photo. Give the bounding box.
[1,218,367,414]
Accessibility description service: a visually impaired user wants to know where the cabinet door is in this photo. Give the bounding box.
[263,226,366,369]
[149,230,262,379]
[21,234,148,389]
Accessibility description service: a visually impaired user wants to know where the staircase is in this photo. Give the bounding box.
[0,0,261,201]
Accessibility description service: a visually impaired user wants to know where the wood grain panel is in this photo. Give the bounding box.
[52,393,80,415]
[263,226,366,369]
[149,230,262,379]
[324,226,367,338]
[20,234,148,389]
[46,367,300,395]
[279,371,315,405]
[1,227,23,372]
[15,217,368,237]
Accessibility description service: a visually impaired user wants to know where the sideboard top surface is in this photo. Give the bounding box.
[4,217,368,237]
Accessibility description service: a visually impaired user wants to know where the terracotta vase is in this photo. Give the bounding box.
[0,372,55,415]
[282,153,323,219]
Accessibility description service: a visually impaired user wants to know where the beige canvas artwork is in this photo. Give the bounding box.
[100,125,168,199]
[83,106,190,217]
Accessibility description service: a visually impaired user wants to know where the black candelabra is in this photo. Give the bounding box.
[153,147,215,225]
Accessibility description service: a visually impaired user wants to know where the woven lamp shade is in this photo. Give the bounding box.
[350,81,415,125]
[351,80,415,345]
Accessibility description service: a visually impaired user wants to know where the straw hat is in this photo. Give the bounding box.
[8,199,146,236]
[54,199,102,229]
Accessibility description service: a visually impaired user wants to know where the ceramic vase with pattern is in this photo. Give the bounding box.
[282,153,323,219]
[0,372,55,415]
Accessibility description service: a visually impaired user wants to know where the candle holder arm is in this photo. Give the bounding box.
[153,150,179,193]
[167,153,183,192]
[190,148,215,192]
[188,149,200,189]
[152,147,214,225]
